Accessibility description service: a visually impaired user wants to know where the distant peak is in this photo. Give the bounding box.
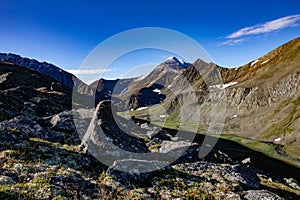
[166,56,178,61]
[162,56,190,69]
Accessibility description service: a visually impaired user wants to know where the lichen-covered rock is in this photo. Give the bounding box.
[284,178,300,190]
[0,115,49,140]
[107,159,172,187]
[0,175,16,185]
[175,160,260,190]
[242,190,284,200]
[50,111,75,133]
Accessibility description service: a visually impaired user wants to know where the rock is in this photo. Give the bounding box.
[0,175,16,185]
[231,164,260,189]
[23,101,37,114]
[0,109,12,122]
[107,159,172,187]
[50,111,75,133]
[0,130,17,141]
[159,140,201,163]
[242,190,284,200]
[147,129,172,140]
[175,160,260,190]
[284,178,300,190]
[159,140,196,153]
[241,157,251,164]
[0,115,49,140]
[50,82,63,92]
[82,101,150,165]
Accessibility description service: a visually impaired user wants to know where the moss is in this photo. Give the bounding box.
[185,188,210,199]
[9,128,21,137]
[32,177,49,185]
[53,195,65,200]
[259,175,300,196]
[149,144,161,151]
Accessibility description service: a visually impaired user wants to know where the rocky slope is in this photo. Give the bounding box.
[118,57,190,110]
[0,60,299,199]
[138,37,300,153]
[0,53,75,89]
[0,53,97,109]
[89,78,134,103]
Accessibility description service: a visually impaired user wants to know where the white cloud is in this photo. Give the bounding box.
[218,38,244,46]
[227,14,300,39]
[66,68,110,75]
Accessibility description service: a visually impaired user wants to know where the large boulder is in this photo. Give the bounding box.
[50,111,75,133]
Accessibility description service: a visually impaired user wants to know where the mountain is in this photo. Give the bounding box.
[0,53,75,89]
[89,78,135,103]
[0,60,72,122]
[134,37,300,162]
[190,37,300,145]
[0,53,106,109]
[117,57,191,110]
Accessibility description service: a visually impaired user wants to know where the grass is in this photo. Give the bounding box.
[263,96,300,138]
[29,137,80,152]
[259,174,300,196]
[121,106,300,168]
[218,134,300,168]
[283,145,300,160]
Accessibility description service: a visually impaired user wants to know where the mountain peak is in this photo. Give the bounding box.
[161,56,190,70]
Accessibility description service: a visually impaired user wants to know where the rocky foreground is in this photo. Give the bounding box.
[0,98,299,199]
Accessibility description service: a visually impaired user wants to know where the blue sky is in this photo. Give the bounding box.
[0,0,300,82]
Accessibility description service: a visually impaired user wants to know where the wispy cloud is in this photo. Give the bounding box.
[219,14,300,46]
[228,14,300,39]
[66,68,110,75]
[218,38,245,46]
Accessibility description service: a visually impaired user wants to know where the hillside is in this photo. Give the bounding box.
[130,37,300,164]
[0,53,75,89]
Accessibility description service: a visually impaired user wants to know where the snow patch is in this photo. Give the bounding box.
[210,82,238,89]
[153,88,161,94]
[160,114,169,118]
[250,59,260,66]
[178,58,186,65]
[274,137,281,142]
[166,56,187,65]
[153,88,160,93]
[232,114,237,118]
[167,56,176,60]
